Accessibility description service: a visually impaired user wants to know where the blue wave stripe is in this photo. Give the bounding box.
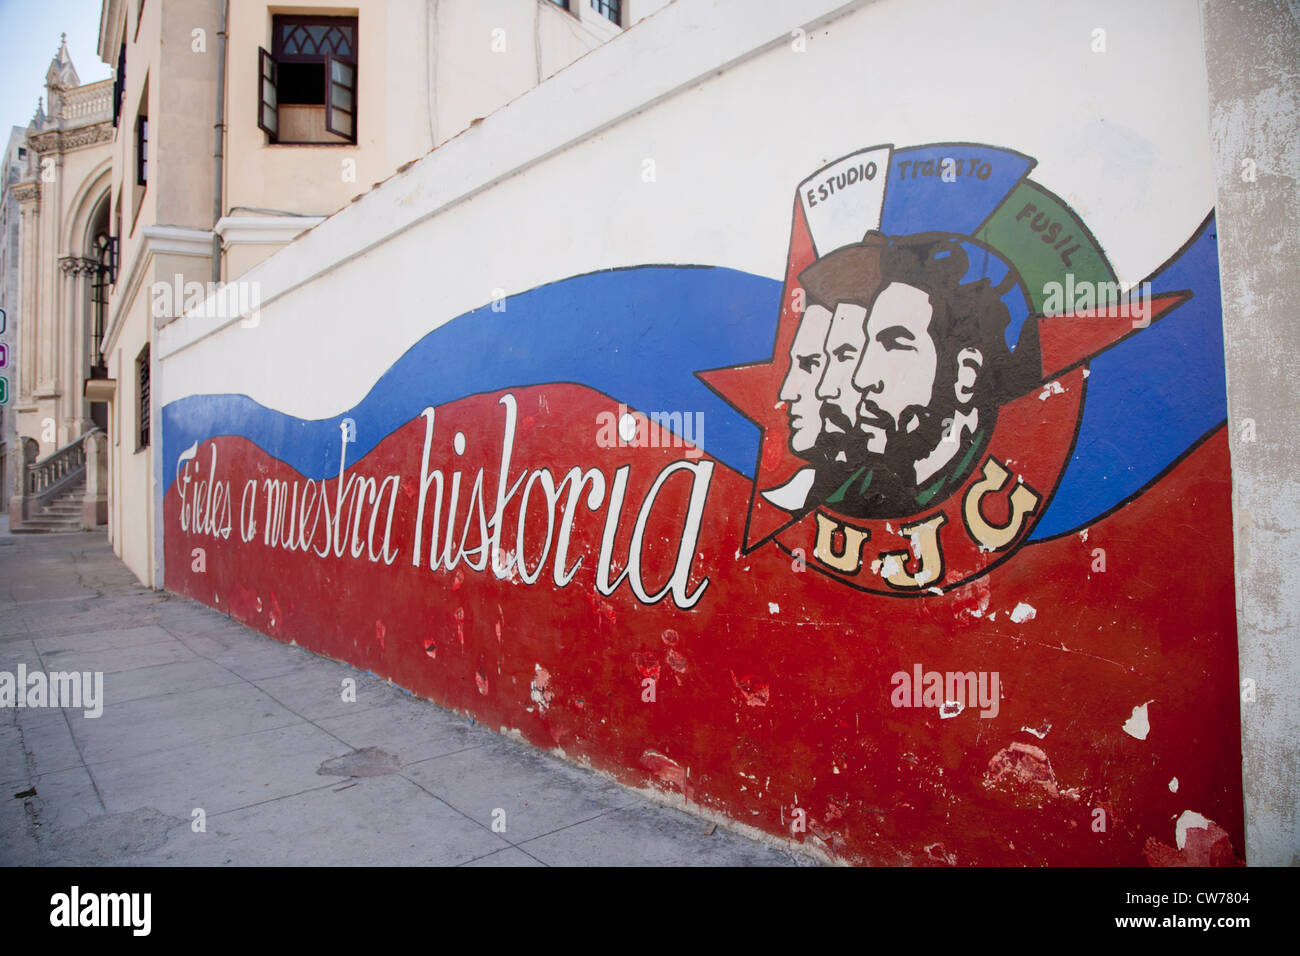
[1030,217,1226,539]
[162,266,779,493]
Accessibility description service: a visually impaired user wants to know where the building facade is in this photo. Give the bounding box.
[93,0,665,585]
[0,126,29,514]
[3,41,114,533]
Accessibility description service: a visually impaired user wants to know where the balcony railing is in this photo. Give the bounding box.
[57,79,113,124]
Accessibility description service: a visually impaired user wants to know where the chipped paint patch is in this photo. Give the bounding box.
[639,749,695,800]
[983,741,1078,804]
[730,671,771,707]
[1144,814,1243,867]
[1122,701,1153,740]
[1169,777,1179,793]
[530,664,554,714]
[924,842,957,865]
[1010,602,1037,624]
[1175,810,1212,850]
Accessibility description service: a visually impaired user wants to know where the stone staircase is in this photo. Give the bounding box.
[12,477,87,533]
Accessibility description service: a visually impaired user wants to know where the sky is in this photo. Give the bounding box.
[0,0,112,138]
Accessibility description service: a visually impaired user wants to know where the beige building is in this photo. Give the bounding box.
[4,40,114,535]
[86,0,665,585]
[0,126,28,515]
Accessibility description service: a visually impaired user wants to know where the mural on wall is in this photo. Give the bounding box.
[705,144,1197,598]
[162,143,1243,865]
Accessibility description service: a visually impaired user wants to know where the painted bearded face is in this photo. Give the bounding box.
[786,233,1015,518]
[851,282,940,454]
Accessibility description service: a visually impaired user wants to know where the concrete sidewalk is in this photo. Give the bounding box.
[0,528,810,866]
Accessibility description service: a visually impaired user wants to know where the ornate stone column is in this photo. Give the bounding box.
[58,256,79,439]
[59,255,98,437]
[13,183,39,400]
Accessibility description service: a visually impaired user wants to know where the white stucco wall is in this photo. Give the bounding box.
[160,0,1215,418]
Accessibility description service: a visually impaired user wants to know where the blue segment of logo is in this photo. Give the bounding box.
[880,144,1034,238]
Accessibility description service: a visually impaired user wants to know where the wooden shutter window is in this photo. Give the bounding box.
[324,53,356,142]
[258,47,279,141]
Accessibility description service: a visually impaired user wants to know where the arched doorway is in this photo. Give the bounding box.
[85,194,111,432]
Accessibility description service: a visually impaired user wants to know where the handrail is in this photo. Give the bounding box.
[24,427,102,508]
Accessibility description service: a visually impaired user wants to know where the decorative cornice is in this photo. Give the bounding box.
[102,226,216,356]
[140,226,217,258]
[11,182,40,205]
[27,121,114,156]
[215,216,325,245]
[58,255,101,277]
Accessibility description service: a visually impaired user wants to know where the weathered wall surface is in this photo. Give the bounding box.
[155,0,1249,864]
[1202,0,1300,867]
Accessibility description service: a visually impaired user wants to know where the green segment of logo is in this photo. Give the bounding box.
[977,181,1114,312]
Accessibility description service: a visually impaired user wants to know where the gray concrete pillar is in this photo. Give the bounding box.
[1200,0,1300,866]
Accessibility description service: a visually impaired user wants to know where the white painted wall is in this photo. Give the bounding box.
[161,0,1215,421]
